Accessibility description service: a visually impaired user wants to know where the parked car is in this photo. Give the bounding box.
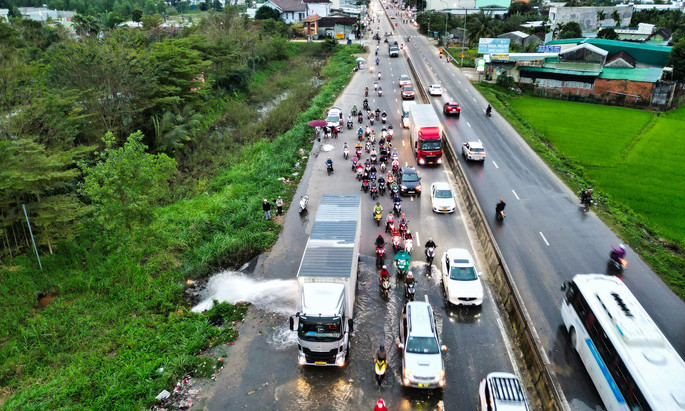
[326,106,343,128]
[398,166,422,196]
[401,85,416,100]
[478,372,530,411]
[462,141,486,161]
[428,84,443,96]
[442,101,461,117]
[398,301,446,389]
[441,248,483,306]
[399,75,411,87]
[430,182,456,214]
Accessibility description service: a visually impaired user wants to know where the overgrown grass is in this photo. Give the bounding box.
[0,43,362,409]
[474,82,685,297]
[446,47,477,67]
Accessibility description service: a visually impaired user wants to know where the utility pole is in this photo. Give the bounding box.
[22,204,42,271]
[461,8,467,66]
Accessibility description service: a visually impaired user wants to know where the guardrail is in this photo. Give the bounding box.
[393,6,564,410]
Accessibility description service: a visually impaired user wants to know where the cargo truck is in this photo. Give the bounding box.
[289,195,361,366]
[408,104,443,165]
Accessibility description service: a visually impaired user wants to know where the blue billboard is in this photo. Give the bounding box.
[537,45,562,53]
[478,38,510,54]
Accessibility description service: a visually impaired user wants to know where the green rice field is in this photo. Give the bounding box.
[508,98,685,245]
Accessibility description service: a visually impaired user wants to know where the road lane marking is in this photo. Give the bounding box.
[402,140,406,146]
[539,232,550,246]
[467,122,471,128]
[415,231,420,244]
[512,190,520,200]
[492,161,498,168]
[472,98,477,102]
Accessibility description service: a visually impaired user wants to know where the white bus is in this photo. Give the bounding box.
[560,274,685,411]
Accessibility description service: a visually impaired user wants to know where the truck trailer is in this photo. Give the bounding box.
[409,104,443,165]
[289,195,361,367]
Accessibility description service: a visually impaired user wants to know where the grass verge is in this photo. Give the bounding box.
[474,82,685,298]
[0,43,362,409]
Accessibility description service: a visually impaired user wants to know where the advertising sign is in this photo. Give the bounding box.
[336,32,345,39]
[537,45,561,53]
[490,53,509,61]
[476,59,486,72]
[477,38,510,54]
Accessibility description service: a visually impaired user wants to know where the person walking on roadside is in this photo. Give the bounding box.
[263,199,272,220]
[276,196,284,216]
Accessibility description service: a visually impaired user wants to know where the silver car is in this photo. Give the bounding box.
[398,301,446,389]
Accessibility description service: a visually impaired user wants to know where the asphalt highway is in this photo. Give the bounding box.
[201,8,523,409]
[385,3,685,409]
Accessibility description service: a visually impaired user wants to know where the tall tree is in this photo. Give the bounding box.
[611,10,621,27]
[597,27,618,40]
[667,39,685,81]
[466,11,499,45]
[559,21,581,38]
[80,131,176,243]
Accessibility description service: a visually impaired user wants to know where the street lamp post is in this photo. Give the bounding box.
[461,8,467,66]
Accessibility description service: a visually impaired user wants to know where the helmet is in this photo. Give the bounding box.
[619,244,625,250]
[374,399,387,411]
[376,202,380,206]
[382,265,387,269]
[379,344,385,351]
[401,213,405,217]
[407,272,413,279]
[500,198,504,202]
[429,237,432,241]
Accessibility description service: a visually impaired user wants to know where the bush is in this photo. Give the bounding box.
[496,74,515,89]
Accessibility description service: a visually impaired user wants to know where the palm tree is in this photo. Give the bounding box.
[466,11,499,45]
[611,10,621,27]
[596,10,605,27]
[152,105,202,154]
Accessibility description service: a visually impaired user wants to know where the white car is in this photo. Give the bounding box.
[479,372,530,411]
[441,248,483,306]
[326,106,343,128]
[462,141,486,161]
[398,74,411,87]
[430,182,456,214]
[428,84,443,96]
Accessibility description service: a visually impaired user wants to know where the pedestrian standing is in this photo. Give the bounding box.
[276,196,284,215]
[262,199,272,220]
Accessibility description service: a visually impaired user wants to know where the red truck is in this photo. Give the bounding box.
[408,104,443,165]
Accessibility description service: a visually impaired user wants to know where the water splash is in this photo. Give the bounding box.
[268,323,298,349]
[192,271,298,315]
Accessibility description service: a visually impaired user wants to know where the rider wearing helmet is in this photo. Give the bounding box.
[375,233,386,249]
[326,157,333,171]
[612,244,626,260]
[373,202,383,215]
[380,265,390,281]
[374,398,388,411]
[405,271,415,289]
[425,237,437,249]
[496,198,506,213]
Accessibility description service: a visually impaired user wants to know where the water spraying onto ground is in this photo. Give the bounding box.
[192,271,298,315]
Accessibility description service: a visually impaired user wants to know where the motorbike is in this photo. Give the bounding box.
[347,120,353,130]
[391,163,399,176]
[365,141,371,153]
[351,107,357,116]
[380,162,386,173]
[609,251,628,274]
[579,189,593,211]
[405,281,415,301]
[326,161,334,175]
[358,113,363,123]
[370,183,378,200]
[351,157,358,171]
[388,127,393,139]
[369,171,377,181]
[370,117,374,126]
[496,208,506,222]
[365,89,369,97]
[369,132,376,144]
[370,153,377,163]
[363,101,370,111]
[357,129,364,140]
[381,114,387,124]
[355,146,362,157]
[386,219,395,234]
[425,246,435,265]
[486,108,492,117]
[356,166,364,180]
[399,222,408,237]
[392,231,402,252]
[376,246,386,267]
[343,146,349,160]
[395,255,410,277]
[375,356,387,385]
[378,89,383,97]
[373,209,382,225]
[361,180,370,193]
[298,195,309,214]
[379,180,386,196]
[393,201,402,216]
[405,237,413,254]
[390,183,399,197]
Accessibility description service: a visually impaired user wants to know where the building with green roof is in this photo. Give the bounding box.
[546,38,672,67]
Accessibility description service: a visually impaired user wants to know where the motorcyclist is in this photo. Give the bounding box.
[374,398,388,411]
[379,265,390,282]
[374,81,378,91]
[425,237,437,249]
[393,193,402,206]
[386,212,395,232]
[496,198,506,214]
[374,201,383,215]
[381,111,387,119]
[580,187,594,204]
[325,157,333,171]
[363,98,369,110]
[404,271,415,291]
[375,233,386,249]
[370,147,378,158]
[351,105,357,114]
[365,125,371,136]
[378,86,383,95]
[486,104,492,116]
[375,344,387,362]
[377,71,382,80]
[611,244,626,261]
[365,87,369,97]
[394,247,411,269]
[343,141,349,153]
[378,175,385,187]
[375,107,381,118]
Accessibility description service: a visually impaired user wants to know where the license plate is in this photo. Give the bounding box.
[315,361,326,365]
[418,383,428,387]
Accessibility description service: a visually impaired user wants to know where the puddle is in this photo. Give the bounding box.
[36,293,57,309]
[267,323,298,349]
[192,271,297,315]
[321,144,335,152]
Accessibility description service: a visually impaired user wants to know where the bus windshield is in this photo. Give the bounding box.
[298,316,342,342]
[420,140,441,151]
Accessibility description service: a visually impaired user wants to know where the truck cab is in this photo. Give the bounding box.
[291,283,352,366]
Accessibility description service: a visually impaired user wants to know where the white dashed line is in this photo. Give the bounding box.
[415,232,420,244]
[512,190,520,200]
[472,98,477,102]
[467,122,471,128]
[492,161,499,168]
[402,140,406,147]
[539,232,550,246]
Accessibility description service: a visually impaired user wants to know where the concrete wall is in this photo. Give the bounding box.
[549,6,633,32]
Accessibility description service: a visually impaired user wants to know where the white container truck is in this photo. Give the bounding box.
[289,195,361,367]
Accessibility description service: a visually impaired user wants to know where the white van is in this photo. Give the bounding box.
[401,101,417,128]
[398,300,446,388]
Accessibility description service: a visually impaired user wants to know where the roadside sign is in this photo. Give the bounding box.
[490,53,509,61]
[476,59,485,72]
[478,38,510,54]
[336,32,345,39]
[537,45,561,53]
